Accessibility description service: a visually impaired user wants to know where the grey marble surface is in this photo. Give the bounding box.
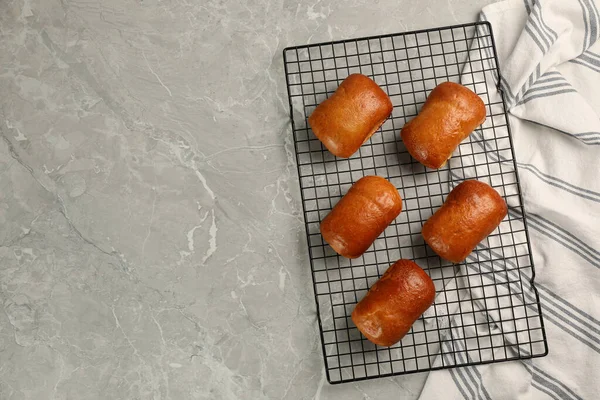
[0,0,496,399]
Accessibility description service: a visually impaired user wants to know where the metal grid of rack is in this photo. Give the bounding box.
[283,22,547,384]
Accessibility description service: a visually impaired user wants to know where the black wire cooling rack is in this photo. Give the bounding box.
[283,22,548,384]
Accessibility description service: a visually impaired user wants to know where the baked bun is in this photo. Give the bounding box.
[308,74,393,158]
[422,180,507,263]
[352,259,435,347]
[401,82,486,169]
[320,176,402,259]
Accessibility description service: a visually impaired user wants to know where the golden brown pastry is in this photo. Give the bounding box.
[401,82,486,169]
[352,259,435,347]
[308,74,393,158]
[422,180,508,263]
[320,176,402,259]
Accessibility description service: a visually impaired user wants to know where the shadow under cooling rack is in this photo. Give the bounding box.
[283,22,548,384]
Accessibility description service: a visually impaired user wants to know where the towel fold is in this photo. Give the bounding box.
[418,1,600,399]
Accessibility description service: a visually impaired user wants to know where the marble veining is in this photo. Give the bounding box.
[0,0,495,398]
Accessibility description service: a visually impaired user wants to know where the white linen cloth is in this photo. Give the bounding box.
[418,1,600,399]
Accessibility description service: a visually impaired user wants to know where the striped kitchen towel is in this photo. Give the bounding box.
[418,1,600,399]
